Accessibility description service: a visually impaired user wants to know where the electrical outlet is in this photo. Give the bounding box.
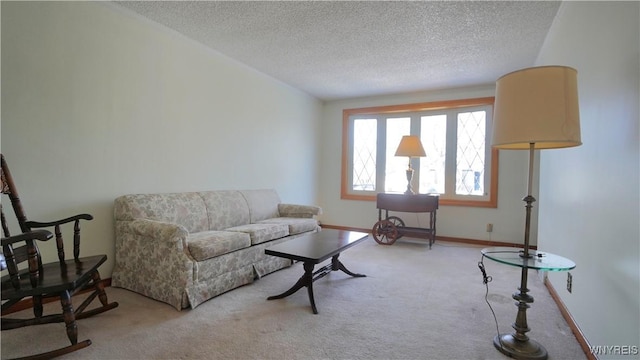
[567,272,573,293]
[486,223,493,232]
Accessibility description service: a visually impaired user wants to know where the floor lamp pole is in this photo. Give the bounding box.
[494,143,548,360]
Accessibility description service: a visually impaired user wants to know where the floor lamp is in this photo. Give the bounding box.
[395,135,426,195]
[491,66,581,360]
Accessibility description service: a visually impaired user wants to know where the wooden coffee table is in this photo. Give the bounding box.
[265,229,368,314]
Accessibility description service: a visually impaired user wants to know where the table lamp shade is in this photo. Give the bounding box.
[395,135,426,157]
[492,66,582,150]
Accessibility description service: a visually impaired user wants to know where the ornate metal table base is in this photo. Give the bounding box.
[268,254,365,314]
[494,334,548,360]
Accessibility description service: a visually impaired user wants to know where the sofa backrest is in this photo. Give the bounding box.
[115,189,284,232]
[114,193,209,233]
[239,189,281,223]
[198,190,250,230]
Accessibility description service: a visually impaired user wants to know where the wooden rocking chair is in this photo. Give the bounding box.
[1,154,118,359]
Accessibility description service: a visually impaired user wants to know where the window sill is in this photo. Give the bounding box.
[340,193,497,208]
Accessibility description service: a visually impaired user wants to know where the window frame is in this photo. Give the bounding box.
[341,97,498,208]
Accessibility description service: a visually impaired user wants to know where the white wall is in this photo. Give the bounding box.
[319,86,538,244]
[537,1,639,356]
[1,2,322,276]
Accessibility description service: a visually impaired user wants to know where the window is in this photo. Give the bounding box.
[341,97,498,207]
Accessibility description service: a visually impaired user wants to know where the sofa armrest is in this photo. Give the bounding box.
[278,203,323,218]
[127,218,190,251]
[112,218,194,310]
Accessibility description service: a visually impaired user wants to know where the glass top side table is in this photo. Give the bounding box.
[481,247,576,360]
[481,247,576,271]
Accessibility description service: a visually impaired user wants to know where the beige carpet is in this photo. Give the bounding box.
[1,237,586,360]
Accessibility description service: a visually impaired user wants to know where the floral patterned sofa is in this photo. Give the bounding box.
[112,189,321,310]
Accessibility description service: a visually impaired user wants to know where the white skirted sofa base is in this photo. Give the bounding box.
[112,189,321,310]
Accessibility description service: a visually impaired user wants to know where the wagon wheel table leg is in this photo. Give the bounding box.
[386,216,405,228]
[372,219,398,245]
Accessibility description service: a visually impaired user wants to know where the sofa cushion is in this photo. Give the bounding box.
[257,217,319,235]
[187,231,251,261]
[240,189,281,223]
[114,193,209,233]
[226,223,289,245]
[198,191,251,230]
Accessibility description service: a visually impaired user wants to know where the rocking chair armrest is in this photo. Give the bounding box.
[1,229,53,245]
[25,214,93,228]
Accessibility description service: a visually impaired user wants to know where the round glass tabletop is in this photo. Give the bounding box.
[481,247,576,271]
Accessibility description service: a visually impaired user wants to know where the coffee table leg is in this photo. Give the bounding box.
[268,262,319,314]
[268,257,365,314]
[331,254,366,278]
[306,264,318,314]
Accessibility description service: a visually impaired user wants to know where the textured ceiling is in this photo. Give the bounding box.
[114,1,561,101]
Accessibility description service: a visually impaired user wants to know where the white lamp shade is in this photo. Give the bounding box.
[395,135,426,157]
[492,66,581,149]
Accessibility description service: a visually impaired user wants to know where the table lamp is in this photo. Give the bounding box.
[395,135,426,194]
[490,65,581,359]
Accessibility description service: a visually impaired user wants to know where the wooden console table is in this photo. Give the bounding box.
[371,193,438,247]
